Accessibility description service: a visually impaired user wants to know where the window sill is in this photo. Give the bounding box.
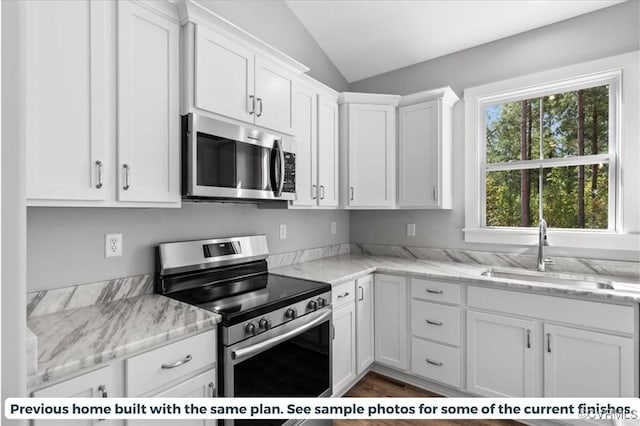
[463,228,640,251]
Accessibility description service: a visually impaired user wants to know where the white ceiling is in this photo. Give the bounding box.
[285,0,624,83]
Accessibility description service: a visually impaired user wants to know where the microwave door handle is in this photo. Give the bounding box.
[273,139,285,197]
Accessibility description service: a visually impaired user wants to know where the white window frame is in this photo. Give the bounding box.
[464,52,640,251]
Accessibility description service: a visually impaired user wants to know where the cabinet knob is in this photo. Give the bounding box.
[97,384,108,398]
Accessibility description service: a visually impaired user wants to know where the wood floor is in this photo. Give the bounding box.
[334,372,523,426]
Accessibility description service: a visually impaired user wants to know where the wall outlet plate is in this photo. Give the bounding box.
[279,224,287,240]
[407,224,416,237]
[331,222,337,234]
[105,233,123,257]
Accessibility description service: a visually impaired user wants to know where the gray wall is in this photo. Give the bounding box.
[28,204,349,291]
[26,0,350,292]
[349,1,640,261]
[198,0,348,92]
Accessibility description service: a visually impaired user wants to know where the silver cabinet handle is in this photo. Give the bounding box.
[426,358,443,366]
[312,184,317,200]
[350,187,354,201]
[337,292,349,298]
[320,185,325,200]
[527,329,532,349]
[332,324,335,340]
[359,286,364,301]
[433,186,438,201]
[547,333,552,353]
[161,354,192,369]
[257,98,263,117]
[208,382,216,397]
[249,95,255,115]
[426,289,443,294]
[426,319,443,326]
[95,160,104,189]
[97,384,108,398]
[122,164,130,190]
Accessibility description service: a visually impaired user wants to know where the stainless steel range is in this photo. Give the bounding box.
[156,235,332,426]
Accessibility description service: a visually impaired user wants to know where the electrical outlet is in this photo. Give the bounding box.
[331,222,337,234]
[105,233,123,257]
[279,224,287,240]
[407,224,416,237]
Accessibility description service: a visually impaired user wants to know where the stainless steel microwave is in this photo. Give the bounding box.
[182,114,296,201]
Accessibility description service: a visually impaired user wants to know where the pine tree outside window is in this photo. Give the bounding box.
[482,81,616,230]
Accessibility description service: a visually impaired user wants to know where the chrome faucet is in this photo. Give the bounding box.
[537,218,553,272]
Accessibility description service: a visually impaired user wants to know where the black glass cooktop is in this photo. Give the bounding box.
[166,272,330,326]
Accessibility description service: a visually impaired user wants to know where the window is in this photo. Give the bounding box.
[483,82,615,230]
[463,51,640,251]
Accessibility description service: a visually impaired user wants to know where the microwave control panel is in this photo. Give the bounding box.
[283,152,295,194]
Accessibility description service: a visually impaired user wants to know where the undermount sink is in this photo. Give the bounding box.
[480,267,616,290]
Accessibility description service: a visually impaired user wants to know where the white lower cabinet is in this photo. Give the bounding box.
[332,286,357,396]
[32,366,112,425]
[127,369,217,426]
[544,324,633,397]
[411,338,460,388]
[355,275,374,374]
[374,274,407,370]
[466,310,536,397]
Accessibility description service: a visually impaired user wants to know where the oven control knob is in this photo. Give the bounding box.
[259,318,272,330]
[245,322,258,336]
[308,300,318,311]
[317,297,327,308]
[285,308,297,319]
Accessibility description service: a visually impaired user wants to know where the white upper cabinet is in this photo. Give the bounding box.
[317,94,339,207]
[398,88,458,209]
[25,0,109,202]
[117,0,180,203]
[254,56,294,134]
[290,77,339,209]
[339,93,400,209]
[24,0,181,207]
[182,3,308,136]
[195,25,255,124]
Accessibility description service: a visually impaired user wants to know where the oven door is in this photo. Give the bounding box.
[183,113,295,201]
[223,307,332,426]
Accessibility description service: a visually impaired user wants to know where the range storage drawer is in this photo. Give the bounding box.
[411,300,460,346]
[411,338,460,388]
[125,330,216,396]
[411,278,460,305]
[332,280,356,309]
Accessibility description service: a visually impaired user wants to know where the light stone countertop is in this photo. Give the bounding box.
[27,294,220,390]
[271,254,640,304]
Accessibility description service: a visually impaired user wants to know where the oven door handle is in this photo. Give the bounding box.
[231,308,331,363]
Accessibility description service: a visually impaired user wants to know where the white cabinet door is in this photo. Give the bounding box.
[544,324,634,397]
[317,95,339,207]
[25,0,109,201]
[254,56,294,134]
[117,1,180,203]
[398,100,440,208]
[332,303,356,396]
[32,366,112,425]
[355,275,374,374]
[347,104,395,208]
[374,274,407,370]
[128,369,217,426]
[195,25,254,123]
[467,311,536,397]
[291,83,317,207]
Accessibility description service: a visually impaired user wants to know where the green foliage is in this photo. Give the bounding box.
[484,85,609,229]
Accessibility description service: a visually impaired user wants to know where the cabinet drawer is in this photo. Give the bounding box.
[332,281,356,309]
[126,330,216,396]
[412,279,460,305]
[411,300,460,346]
[411,338,460,388]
